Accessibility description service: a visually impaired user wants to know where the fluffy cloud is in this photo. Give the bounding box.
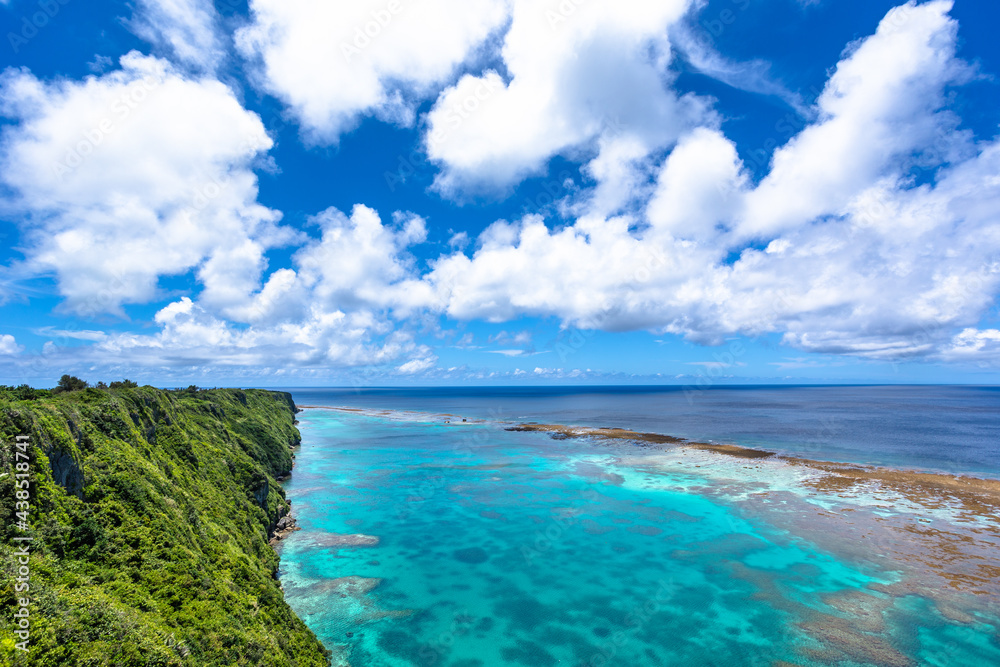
[740,0,969,239]
[127,0,225,72]
[421,123,999,357]
[425,0,706,194]
[0,335,20,356]
[418,1,1000,360]
[646,128,745,243]
[210,204,435,326]
[397,356,437,374]
[93,296,434,370]
[425,213,682,328]
[942,329,1000,363]
[76,204,437,370]
[0,52,287,316]
[236,0,509,142]
[294,205,430,314]
[235,0,707,190]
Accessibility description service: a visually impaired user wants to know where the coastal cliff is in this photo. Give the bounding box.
[0,386,328,666]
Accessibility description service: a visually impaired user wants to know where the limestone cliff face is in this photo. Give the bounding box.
[45,445,84,497]
[0,386,328,666]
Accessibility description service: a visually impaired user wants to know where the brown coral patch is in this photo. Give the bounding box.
[686,442,777,459]
[820,589,890,634]
[797,615,914,667]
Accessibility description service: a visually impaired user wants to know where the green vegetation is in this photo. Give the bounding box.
[52,375,88,394]
[0,385,329,666]
[0,387,50,403]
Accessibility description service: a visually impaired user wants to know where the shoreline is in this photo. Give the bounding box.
[270,405,305,545]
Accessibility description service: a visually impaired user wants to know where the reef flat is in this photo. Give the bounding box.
[503,418,1000,598]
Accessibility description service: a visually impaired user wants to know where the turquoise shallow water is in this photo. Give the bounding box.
[278,409,1000,667]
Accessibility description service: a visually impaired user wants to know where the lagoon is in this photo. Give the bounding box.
[278,387,1000,666]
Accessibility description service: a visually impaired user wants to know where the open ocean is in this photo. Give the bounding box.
[276,386,1000,666]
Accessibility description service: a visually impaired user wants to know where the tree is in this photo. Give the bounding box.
[109,379,139,389]
[54,375,88,393]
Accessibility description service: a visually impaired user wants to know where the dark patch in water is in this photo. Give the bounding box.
[582,519,614,535]
[376,630,436,663]
[500,639,558,666]
[453,547,489,564]
[495,596,558,631]
[536,624,602,664]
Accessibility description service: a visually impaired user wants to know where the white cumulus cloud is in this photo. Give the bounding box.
[942,329,1000,363]
[740,0,970,239]
[0,52,288,317]
[0,335,20,356]
[415,1,1000,361]
[94,296,434,369]
[236,0,509,142]
[425,0,706,194]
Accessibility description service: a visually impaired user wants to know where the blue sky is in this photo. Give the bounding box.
[0,0,999,387]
